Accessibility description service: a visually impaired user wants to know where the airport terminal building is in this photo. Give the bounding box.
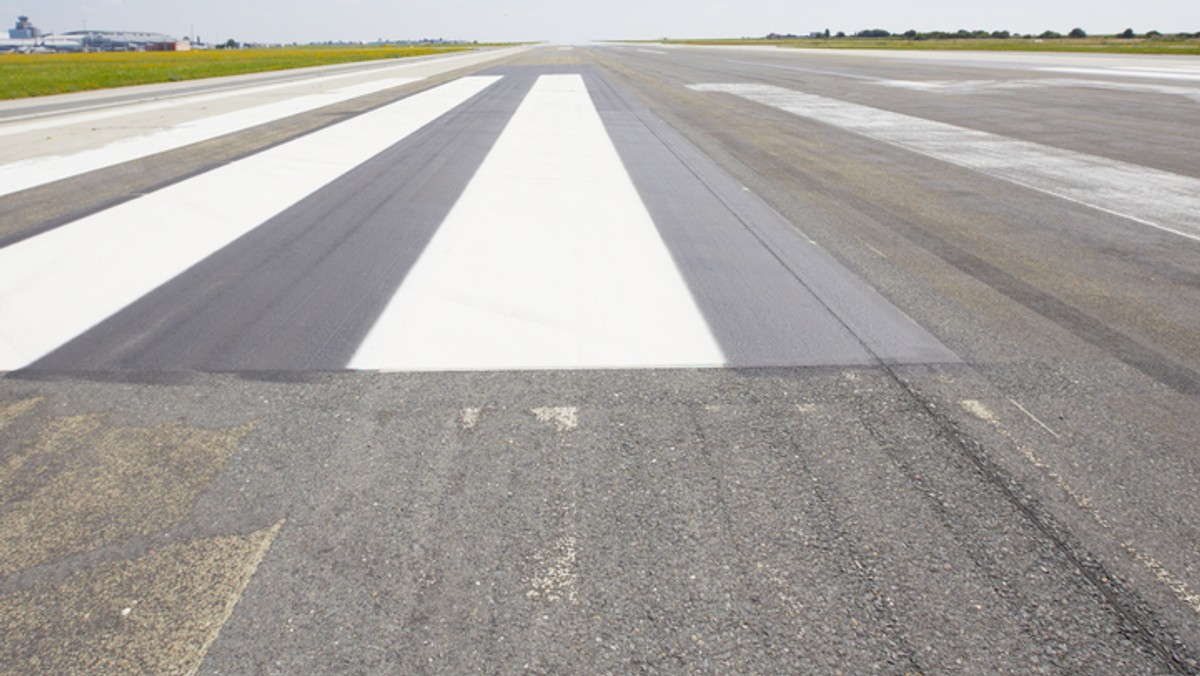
[4,16,188,52]
[61,30,188,51]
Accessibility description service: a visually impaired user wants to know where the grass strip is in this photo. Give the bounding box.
[0,45,475,99]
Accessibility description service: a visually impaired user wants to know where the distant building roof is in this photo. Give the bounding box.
[4,16,182,52]
[63,30,177,42]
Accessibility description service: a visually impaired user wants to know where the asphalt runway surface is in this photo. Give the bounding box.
[1,45,1198,672]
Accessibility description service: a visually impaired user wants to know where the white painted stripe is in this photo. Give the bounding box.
[350,74,725,371]
[0,77,500,370]
[0,69,415,138]
[692,83,1200,241]
[0,77,419,197]
[872,79,1016,93]
[1116,66,1200,75]
[725,60,885,83]
[1038,67,1200,82]
[873,77,1200,104]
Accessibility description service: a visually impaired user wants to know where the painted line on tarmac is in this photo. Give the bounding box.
[872,77,1200,104]
[0,76,502,370]
[692,83,1200,242]
[724,60,886,82]
[1038,66,1200,82]
[351,74,725,370]
[0,66,424,138]
[0,77,422,197]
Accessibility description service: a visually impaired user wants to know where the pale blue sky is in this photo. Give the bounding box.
[5,0,1196,45]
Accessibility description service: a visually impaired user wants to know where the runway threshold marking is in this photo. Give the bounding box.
[350,74,725,370]
[692,83,1200,242]
[0,77,502,370]
[0,77,421,198]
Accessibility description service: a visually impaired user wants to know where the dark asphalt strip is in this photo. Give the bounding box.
[25,74,535,371]
[586,67,958,368]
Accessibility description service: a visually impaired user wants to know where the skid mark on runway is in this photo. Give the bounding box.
[961,399,1200,620]
[692,83,1200,242]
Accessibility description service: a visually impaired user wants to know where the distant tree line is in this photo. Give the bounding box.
[803,28,1200,40]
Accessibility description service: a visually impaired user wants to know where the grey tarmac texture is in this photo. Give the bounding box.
[2,46,1199,673]
[0,369,1175,673]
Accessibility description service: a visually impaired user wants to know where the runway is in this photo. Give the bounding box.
[2,45,1198,673]
[0,61,952,372]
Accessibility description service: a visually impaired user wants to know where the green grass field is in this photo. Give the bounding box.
[652,36,1200,56]
[0,45,476,99]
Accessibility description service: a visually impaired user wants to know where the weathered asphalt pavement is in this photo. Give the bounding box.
[2,46,1199,672]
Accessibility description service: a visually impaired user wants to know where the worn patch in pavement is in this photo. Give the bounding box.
[0,522,282,674]
[0,401,254,575]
